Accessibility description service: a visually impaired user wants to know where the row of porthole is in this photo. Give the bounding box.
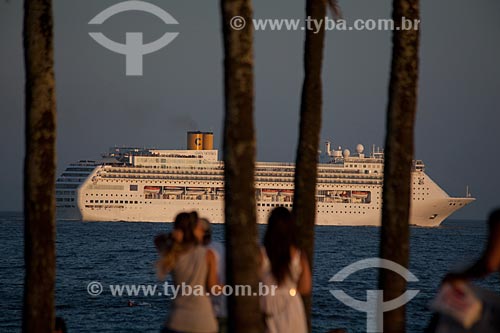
[412,184,431,190]
[318,211,367,214]
[319,205,380,209]
[100,179,225,185]
[317,204,373,208]
[85,200,153,204]
[166,208,223,211]
[258,203,293,208]
[86,193,140,197]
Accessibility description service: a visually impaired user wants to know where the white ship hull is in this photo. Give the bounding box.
[78,196,473,227]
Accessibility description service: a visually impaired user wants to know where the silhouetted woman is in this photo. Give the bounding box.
[155,211,218,333]
[260,207,312,333]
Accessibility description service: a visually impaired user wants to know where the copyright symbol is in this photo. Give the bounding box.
[230,16,246,30]
[87,281,103,296]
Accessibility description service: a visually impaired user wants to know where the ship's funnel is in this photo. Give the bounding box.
[187,131,203,150]
[202,132,214,150]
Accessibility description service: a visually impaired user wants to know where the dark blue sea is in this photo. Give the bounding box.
[0,212,498,333]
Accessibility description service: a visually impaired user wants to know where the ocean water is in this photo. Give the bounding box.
[0,212,498,333]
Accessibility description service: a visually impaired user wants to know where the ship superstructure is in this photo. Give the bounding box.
[56,132,474,226]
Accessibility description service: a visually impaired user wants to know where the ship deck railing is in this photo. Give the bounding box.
[96,174,382,185]
[98,172,382,182]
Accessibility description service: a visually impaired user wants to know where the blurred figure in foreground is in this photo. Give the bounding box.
[444,208,500,282]
[199,218,227,333]
[426,209,500,332]
[54,317,67,333]
[155,212,219,333]
[260,207,312,333]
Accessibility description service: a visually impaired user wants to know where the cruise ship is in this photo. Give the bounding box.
[56,132,474,226]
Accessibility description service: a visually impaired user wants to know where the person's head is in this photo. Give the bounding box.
[156,211,200,279]
[198,218,212,245]
[488,208,500,231]
[487,208,500,246]
[54,317,67,333]
[264,207,298,285]
[173,211,198,246]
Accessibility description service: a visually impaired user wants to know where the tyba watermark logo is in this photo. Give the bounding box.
[88,0,179,76]
[329,258,420,333]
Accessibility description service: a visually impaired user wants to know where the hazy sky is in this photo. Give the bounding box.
[1,0,499,219]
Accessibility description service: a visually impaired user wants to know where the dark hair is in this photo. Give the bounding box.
[154,233,171,254]
[264,207,298,285]
[174,211,198,246]
[488,208,500,229]
[155,211,200,279]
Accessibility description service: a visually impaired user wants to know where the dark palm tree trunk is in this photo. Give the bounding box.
[292,0,327,331]
[220,1,262,332]
[379,1,420,332]
[22,0,57,333]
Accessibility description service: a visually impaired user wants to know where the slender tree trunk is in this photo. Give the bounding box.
[379,1,420,332]
[292,0,327,331]
[221,1,262,332]
[22,1,57,333]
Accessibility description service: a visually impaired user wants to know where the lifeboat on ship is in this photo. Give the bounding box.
[187,187,206,195]
[352,191,369,199]
[144,186,161,193]
[164,186,184,195]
